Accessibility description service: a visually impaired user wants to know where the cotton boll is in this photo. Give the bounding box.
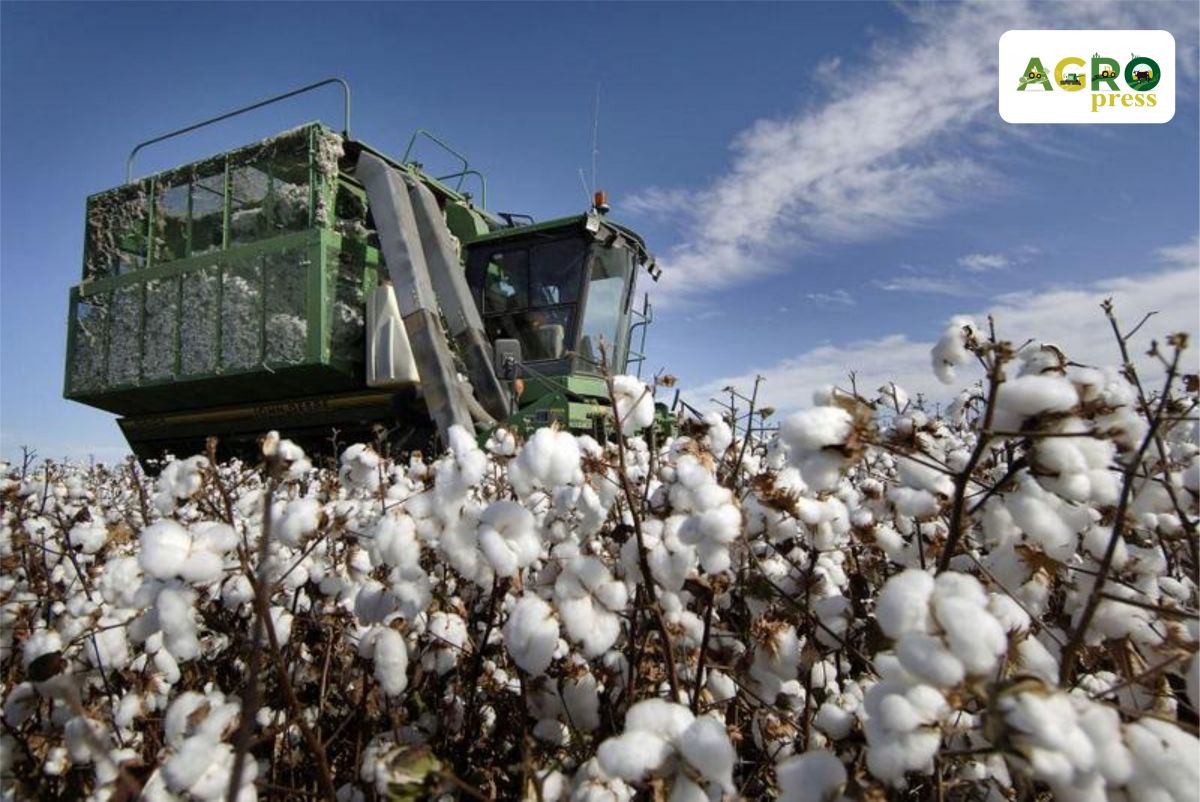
[422,611,468,675]
[677,716,735,793]
[624,698,695,742]
[339,444,381,492]
[68,518,108,555]
[612,375,655,435]
[562,672,602,732]
[931,316,976,384]
[998,687,1097,788]
[781,407,853,454]
[510,428,584,496]
[370,626,409,697]
[1124,716,1200,801]
[750,622,802,699]
[22,628,63,670]
[701,412,734,458]
[666,775,708,802]
[1004,486,1080,562]
[266,606,293,646]
[986,593,1030,634]
[486,427,518,457]
[275,497,321,547]
[706,670,736,704]
[814,696,857,740]
[140,521,193,580]
[875,569,935,639]
[221,574,254,610]
[888,486,940,519]
[503,594,559,675]
[896,456,954,497]
[862,674,948,783]
[864,721,942,784]
[597,729,675,783]
[178,548,225,585]
[478,500,540,578]
[84,618,130,673]
[777,751,846,802]
[371,512,422,571]
[555,556,627,657]
[570,757,635,802]
[191,522,239,557]
[895,633,964,688]
[97,555,143,609]
[993,375,1078,429]
[165,739,254,801]
[153,455,208,514]
[433,426,489,510]
[3,683,38,727]
[64,715,107,763]
[155,582,201,661]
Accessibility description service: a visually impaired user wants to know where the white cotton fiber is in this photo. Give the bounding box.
[625,698,696,742]
[597,729,674,782]
[931,317,976,385]
[677,716,735,792]
[781,407,853,454]
[777,751,847,802]
[478,500,540,578]
[275,497,321,547]
[140,521,193,580]
[503,594,559,675]
[509,428,583,496]
[612,375,655,435]
[371,626,409,697]
[875,569,934,639]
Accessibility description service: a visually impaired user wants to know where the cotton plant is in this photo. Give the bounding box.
[596,699,735,800]
[2,311,1197,801]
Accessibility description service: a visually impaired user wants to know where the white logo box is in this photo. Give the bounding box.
[999,30,1175,124]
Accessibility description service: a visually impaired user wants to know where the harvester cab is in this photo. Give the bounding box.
[63,80,661,465]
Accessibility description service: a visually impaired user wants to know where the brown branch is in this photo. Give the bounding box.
[1059,341,1183,683]
[939,335,1007,573]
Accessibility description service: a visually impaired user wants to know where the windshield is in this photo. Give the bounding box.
[577,243,634,370]
[468,236,588,362]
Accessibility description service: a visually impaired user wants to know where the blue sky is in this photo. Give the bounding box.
[2,1,1197,461]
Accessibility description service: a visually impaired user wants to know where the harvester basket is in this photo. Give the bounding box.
[64,124,380,416]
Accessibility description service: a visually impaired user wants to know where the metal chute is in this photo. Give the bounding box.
[356,151,509,442]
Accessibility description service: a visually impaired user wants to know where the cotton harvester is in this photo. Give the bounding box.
[63,79,663,464]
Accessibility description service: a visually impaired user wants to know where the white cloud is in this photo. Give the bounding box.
[635,2,1197,305]
[688,241,1200,415]
[805,289,855,306]
[623,187,693,219]
[1157,235,1199,268]
[874,276,977,297]
[958,252,1009,272]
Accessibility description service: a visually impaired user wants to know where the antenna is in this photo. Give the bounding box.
[578,168,592,207]
[590,83,601,195]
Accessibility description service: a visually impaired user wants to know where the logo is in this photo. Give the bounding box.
[999,30,1175,124]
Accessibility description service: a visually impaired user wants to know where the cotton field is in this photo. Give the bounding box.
[2,309,1198,801]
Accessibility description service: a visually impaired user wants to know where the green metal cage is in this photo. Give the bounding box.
[64,123,381,416]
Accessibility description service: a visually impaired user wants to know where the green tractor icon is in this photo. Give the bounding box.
[1019,67,1047,89]
[1060,72,1082,86]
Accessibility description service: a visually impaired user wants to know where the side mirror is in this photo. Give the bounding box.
[494,339,522,380]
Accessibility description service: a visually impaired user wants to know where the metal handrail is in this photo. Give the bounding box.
[435,169,487,207]
[402,128,470,173]
[125,77,351,183]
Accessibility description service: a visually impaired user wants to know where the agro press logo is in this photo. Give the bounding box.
[999,30,1175,124]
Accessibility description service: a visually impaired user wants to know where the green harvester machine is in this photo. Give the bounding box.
[63,79,663,464]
